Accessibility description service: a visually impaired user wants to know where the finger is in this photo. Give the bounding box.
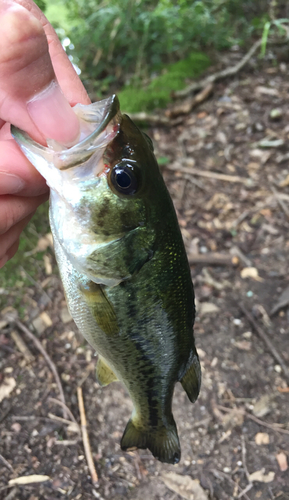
[0,213,33,261]
[0,237,20,268]
[0,139,48,196]
[0,2,85,144]
[0,192,49,235]
[15,0,90,106]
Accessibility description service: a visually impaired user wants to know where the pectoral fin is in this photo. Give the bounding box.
[180,354,201,403]
[96,356,118,386]
[79,282,119,336]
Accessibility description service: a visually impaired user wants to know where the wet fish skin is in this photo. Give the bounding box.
[11,98,201,464]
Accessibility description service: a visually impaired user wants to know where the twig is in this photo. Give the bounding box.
[271,185,289,220]
[210,469,251,500]
[47,412,80,433]
[239,303,289,382]
[166,163,250,184]
[166,83,214,118]
[189,252,238,267]
[14,320,68,419]
[77,386,98,485]
[0,453,13,472]
[216,404,289,435]
[48,397,77,424]
[125,111,169,126]
[174,38,263,99]
[238,436,253,498]
[10,330,35,363]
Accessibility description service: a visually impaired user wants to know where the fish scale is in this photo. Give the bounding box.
[11,94,201,464]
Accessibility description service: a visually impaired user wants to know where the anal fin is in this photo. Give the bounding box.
[180,354,201,403]
[96,356,118,386]
[79,282,119,336]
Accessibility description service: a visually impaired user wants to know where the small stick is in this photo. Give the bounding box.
[10,330,35,363]
[166,83,214,118]
[124,111,169,126]
[0,453,13,472]
[216,404,289,435]
[271,185,289,220]
[48,397,77,424]
[15,320,68,419]
[77,386,98,485]
[189,252,238,267]
[166,163,250,184]
[174,38,263,99]
[238,436,253,499]
[239,303,289,382]
[210,469,251,500]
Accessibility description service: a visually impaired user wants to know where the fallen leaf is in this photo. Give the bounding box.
[235,340,251,351]
[253,395,271,418]
[240,267,263,281]
[277,386,289,393]
[255,86,279,96]
[162,472,208,500]
[199,302,220,316]
[255,432,270,445]
[60,307,72,324]
[248,468,275,483]
[276,452,288,472]
[8,475,50,486]
[0,377,16,403]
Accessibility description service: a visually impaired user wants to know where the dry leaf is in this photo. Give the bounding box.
[0,377,16,403]
[255,86,279,96]
[248,468,275,483]
[199,302,220,316]
[240,267,263,281]
[235,340,251,351]
[255,432,270,445]
[162,472,208,500]
[8,475,50,486]
[276,452,288,472]
[253,395,271,418]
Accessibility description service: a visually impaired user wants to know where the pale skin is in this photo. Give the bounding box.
[0,0,90,268]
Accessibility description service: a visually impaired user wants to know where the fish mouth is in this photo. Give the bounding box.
[11,94,121,171]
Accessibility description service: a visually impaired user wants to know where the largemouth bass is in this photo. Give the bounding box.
[11,95,201,464]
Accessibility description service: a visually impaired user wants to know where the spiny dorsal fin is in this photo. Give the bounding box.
[79,282,119,336]
[96,356,118,386]
[180,354,201,403]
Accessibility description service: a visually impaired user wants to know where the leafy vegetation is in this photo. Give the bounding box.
[118,52,211,113]
[62,0,269,91]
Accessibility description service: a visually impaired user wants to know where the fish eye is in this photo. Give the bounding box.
[110,161,138,195]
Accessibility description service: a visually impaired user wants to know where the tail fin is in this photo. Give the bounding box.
[120,419,180,464]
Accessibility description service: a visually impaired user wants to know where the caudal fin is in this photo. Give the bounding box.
[120,419,180,464]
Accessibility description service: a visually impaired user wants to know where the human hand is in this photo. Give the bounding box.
[0,0,90,268]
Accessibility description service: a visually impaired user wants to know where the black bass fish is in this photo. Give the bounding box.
[11,95,201,464]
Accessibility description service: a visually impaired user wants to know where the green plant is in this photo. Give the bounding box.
[260,17,289,57]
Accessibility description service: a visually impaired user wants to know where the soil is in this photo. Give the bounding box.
[0,52,289,500]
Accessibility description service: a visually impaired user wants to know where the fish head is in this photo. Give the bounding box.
[11,96,166,284]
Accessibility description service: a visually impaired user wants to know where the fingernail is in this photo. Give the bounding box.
[0,172,26,194]
[27,80,80,145]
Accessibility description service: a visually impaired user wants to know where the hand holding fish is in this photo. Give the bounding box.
[0,0,89,268]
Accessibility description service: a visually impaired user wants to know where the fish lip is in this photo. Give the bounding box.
[11,94,121,171]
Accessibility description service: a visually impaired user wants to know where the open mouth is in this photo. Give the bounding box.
[11,94,121,171]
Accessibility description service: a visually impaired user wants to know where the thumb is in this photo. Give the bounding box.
[0,2,80,144]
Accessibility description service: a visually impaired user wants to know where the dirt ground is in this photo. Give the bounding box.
[0,52,289,500]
